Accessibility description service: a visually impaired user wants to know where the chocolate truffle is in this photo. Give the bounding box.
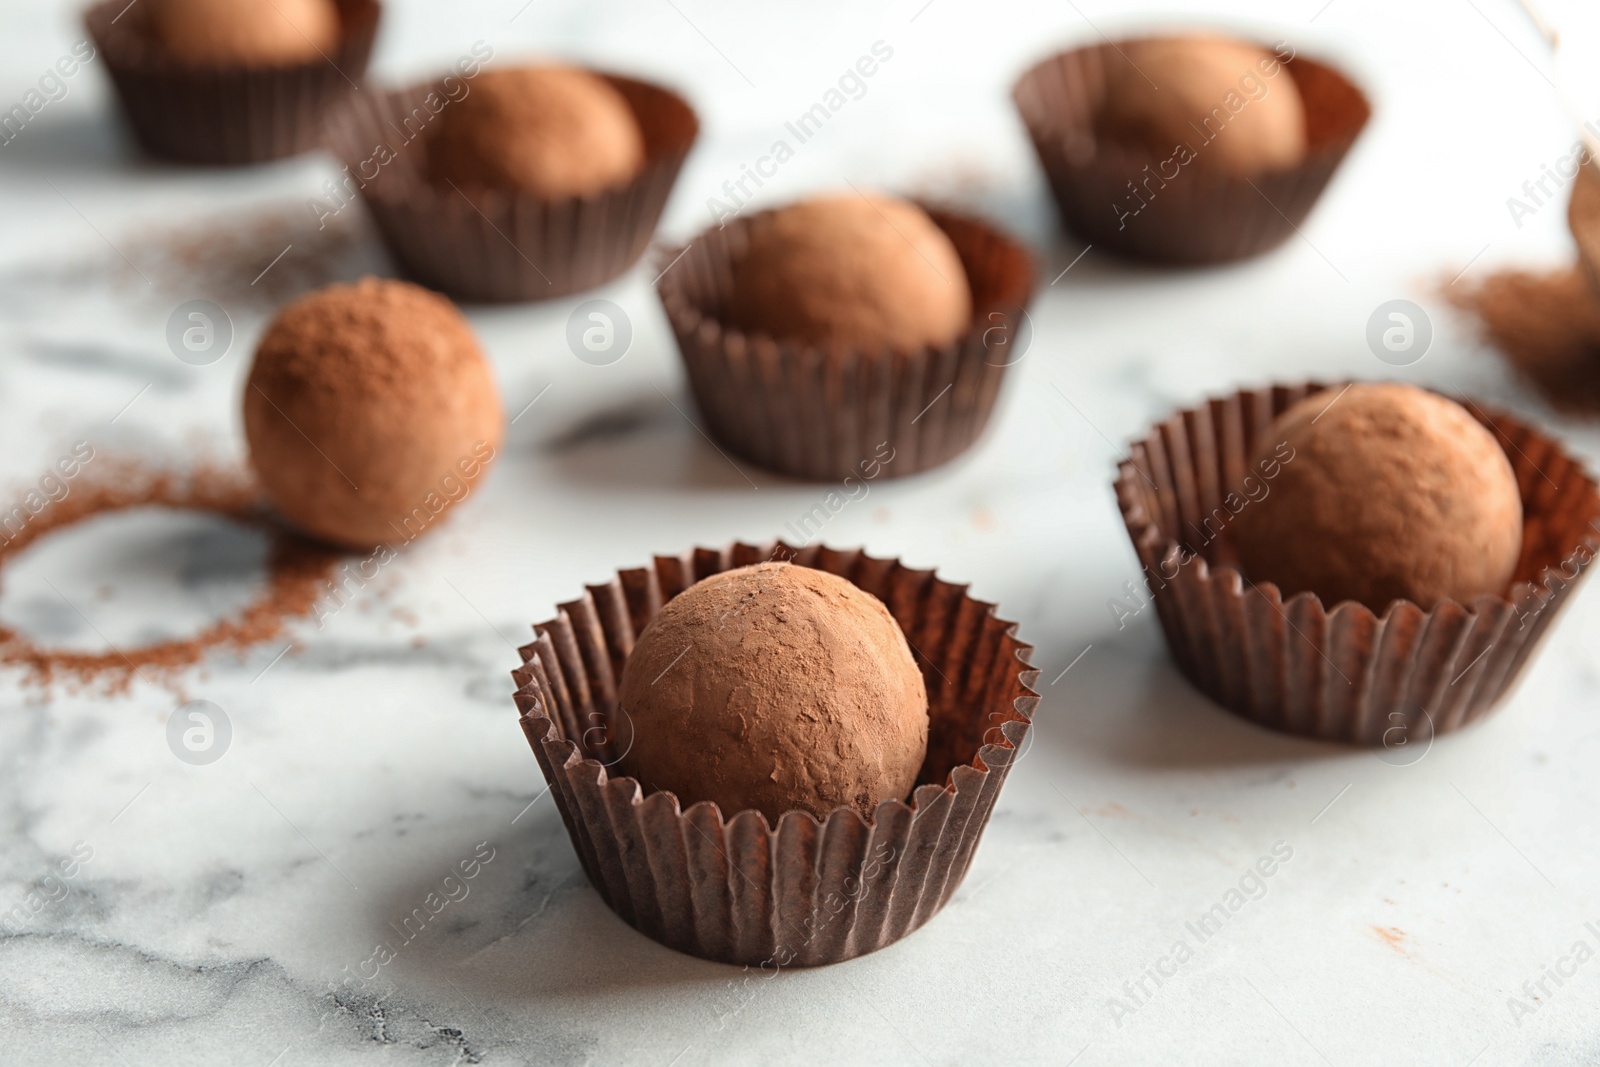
[616,562,929,823]
[426,66,645,199]
[722,193,972,352]
[243,278,503,550]
[1099,35,1307,173]
[148,0,341,66]
[1228,383,1523,612]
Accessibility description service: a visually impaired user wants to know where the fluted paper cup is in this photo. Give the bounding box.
[656,207,1035,481]
[86,0,380,165]
[1013,40,1370,265]
[510,541,1038,966]
[323,72,698,303]
[1115,383,1600,744]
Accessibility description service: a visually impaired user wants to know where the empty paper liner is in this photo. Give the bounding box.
[86,0,380,166]
[1116,383,1600,744]
[510,542,1039,966]
[323,73,698,303]
[1013,41,1370,265]
[656,208,1035,481]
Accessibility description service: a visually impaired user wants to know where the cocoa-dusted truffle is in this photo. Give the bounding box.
[616,562,929,823]
[1099,35,1307,173]
[723,193,972,352]
[1229,383,1523,612]
[426,66,644,199]
[147,0,341,66]
[243,278,503,549]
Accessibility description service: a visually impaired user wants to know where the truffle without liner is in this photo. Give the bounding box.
[243,277,503,549]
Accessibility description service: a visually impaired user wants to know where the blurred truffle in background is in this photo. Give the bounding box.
[146,0,341,65]
[1097,35,1307,174]
[720,192,972,353]
[425,65,646,199]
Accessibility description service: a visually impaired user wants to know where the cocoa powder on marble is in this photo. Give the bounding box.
[0,459,340,694]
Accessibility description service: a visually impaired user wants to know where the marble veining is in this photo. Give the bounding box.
[1,0,1599,1064]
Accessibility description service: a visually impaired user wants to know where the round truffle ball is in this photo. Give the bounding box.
[243,278,503,550]
[1228,383,1523,612]
[426,66,645,199]
[1099,35,1307,174]
[722,193,972,352]
[616,562,929,823]
[148,0,341,66]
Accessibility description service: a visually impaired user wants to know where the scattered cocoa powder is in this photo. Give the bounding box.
[132,203,367,308]
[1448,265,1600,415]
[6,202,366,311]
[0,458,339,694]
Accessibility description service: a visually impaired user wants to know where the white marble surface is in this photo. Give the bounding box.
[2,0,1600,1064]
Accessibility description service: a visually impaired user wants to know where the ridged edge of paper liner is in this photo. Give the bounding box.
[1011,38,1370,265]
[510,541,1039,966]
[1113,380,1600,743]
[654,205,1035,481]
[85,0,379,165]
[322,71,698,303]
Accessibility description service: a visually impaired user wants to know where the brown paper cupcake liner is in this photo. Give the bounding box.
[510,541,1038,966]
[322,73,698,303]
[1013,40,1370,265]
[1115,382,1600,744]
[86,0,379,166]
[655,207,1035,482]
